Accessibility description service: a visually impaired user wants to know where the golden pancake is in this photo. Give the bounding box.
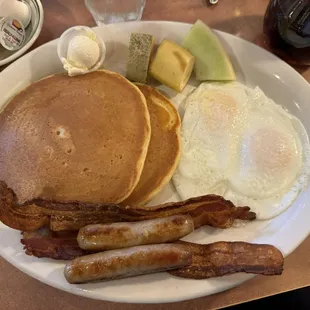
[0,70,151,203]
[122,84,181,207]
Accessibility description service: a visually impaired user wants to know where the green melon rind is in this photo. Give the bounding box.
[182,20,236,81]
[126,33,154,83]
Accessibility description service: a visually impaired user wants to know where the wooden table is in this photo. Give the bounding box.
[1,1,310,309]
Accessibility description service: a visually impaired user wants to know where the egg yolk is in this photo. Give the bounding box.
[250,128,295,173]
[201,91,237,130]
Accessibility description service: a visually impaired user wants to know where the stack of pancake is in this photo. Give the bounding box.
[0,70,181,207]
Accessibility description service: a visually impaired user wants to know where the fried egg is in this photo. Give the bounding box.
[173,82,249,197]
[173,83,310,220]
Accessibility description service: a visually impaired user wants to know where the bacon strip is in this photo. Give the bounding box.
[169,241,284,279]
[21,228,90,260]
[0,181,256,232]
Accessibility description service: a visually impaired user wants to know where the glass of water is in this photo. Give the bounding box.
[85,0,146,26]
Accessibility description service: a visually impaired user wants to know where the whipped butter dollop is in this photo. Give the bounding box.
[59,28,105,77]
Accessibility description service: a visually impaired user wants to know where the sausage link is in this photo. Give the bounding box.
[64,244,191,284]
[77,215,194,251]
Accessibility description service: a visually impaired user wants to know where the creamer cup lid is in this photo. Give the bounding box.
[0,17,26,51]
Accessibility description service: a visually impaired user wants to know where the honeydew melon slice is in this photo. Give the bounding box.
[183,20,236,81]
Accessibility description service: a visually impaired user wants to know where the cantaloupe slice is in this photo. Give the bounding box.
[126,33,154,83]
[183,20,236,81]
[149,40,194,93]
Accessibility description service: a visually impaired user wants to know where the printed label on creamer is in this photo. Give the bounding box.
[0,18,25,51]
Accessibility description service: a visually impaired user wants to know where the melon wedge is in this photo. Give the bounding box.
[183,20,236,81]
[126,33,154,83]
[149,40,194,92]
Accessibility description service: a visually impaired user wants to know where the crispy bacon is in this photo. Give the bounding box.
[21,228,89,260]
[0,181,256,232]
[169,241,284,278]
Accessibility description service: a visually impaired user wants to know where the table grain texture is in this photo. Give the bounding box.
[1,0,310,309]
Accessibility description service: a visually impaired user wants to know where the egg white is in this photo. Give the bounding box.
[173,82,250,198]
[173,83,310,220]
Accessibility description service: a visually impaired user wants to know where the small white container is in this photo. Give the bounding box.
[57,26,106,76]
[0,0,44,67]
[0,0,31,27]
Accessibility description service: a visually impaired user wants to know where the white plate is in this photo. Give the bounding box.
[0,21,310,304]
